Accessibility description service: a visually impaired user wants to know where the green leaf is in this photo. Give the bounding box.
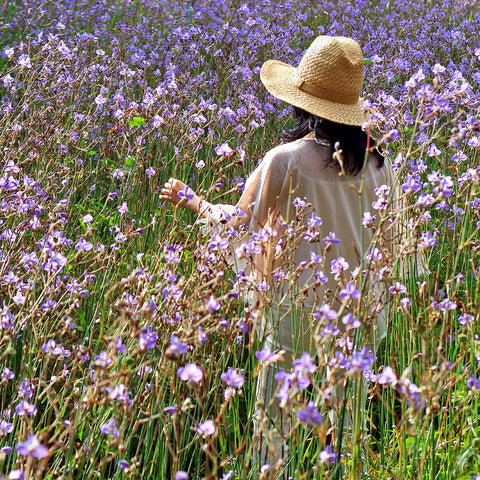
[88,151,97,156]
[364,59,373,65]
[128,116,145,127]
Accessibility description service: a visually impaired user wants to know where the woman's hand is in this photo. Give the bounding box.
[160,178,207,215]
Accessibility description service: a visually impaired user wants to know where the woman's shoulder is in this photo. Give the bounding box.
[264,137,329,165]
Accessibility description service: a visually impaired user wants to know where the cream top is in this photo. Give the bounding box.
[206,137,391,334]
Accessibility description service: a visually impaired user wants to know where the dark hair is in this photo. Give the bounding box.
[282,106,384,175]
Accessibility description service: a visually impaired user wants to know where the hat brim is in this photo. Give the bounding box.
[260,60,368,127]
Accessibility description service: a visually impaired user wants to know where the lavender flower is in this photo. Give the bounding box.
[196,419,216,436]
[378,366,397,385]
[167,335,188,356]
[8,470,24,480]
[139,327,158,350]
[177,186,194,201]
[2,367,15,381]
[206,295,221,312]
[214,142,234,156]
[16,435,48,458]
[100,418,120,438]
[108,383,131,405]
[0,420,14,436]
[296,401,323,425]
[15,400,37,416]
[467,375,480,391]
[458,313,474,325]
[319,445,337,463]
[177,363,203,383]
[220,368,245,388]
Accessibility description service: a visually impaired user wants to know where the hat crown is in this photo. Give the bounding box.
[296,36,364,100]
[259,35,368,125]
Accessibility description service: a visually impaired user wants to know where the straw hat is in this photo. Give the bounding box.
[260,36,367,126]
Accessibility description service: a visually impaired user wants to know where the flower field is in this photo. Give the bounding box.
[1,0,480,478]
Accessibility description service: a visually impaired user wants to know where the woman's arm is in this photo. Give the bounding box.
[160,147,287,229]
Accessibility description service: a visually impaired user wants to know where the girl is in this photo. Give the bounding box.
[161,35,391,470]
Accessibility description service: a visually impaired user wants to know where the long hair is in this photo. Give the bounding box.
[282,106,384,175]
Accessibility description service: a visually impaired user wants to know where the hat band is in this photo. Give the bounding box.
[291,69,359,105]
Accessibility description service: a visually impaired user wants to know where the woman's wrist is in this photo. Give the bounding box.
[197,198,212,218]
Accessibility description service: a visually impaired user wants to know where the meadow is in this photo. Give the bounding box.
[1,0,480,478]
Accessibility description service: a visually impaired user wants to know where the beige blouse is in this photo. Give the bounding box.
[205,137,391,336]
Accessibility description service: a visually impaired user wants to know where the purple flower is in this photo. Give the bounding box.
[167,335,188,356]
[139,326,158,350]
[308,212,323,227]
[389,282,407,295]
[402,175,422,194]
[18,378,34,399]
[75,238,93,252]
[341,313,361,329]
[320,322,340,338]
[400,297,412,308]
[208,234,229,251]
[146,167,156,176]
[458,313,474,325]
[175,472,188,480]
[94,94,108,106]
[315,304,337,321]
[117,459,129,469]
[17,54,32,69]
[100,418,120,438]
[330,257,349,276]
[255,347,276,362]
[197,419,216,436]
[427,143,441,157]
[319,445,337,463]
[206,295,221,312]
[220,368,245,388]
[366,247,383,263]
[93,351,112,368]
[108,383,131,405]
[315,270,328,284]
[351,348,375,372]
[118,201,128,214]
[214,142,234,157]
[293,353,317,375]
[177,363,203,383]
[378,366,397,385]
[339,283,361,300]
[362,211,375,227]
[292,197,306,208]
[16,435,48,458]
[15,400,37,416]
[323,232,341,246]
[177,186,194,201]
[8,470,24,480]
[0,420,14,436]
[387,129,399,141]
[296,401,323,425]
[2,367,14,381]
[467,374,480,391]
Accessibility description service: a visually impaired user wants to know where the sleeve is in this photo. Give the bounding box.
[201,146,288,234]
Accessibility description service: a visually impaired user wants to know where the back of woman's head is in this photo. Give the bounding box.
[282,107,384,176]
